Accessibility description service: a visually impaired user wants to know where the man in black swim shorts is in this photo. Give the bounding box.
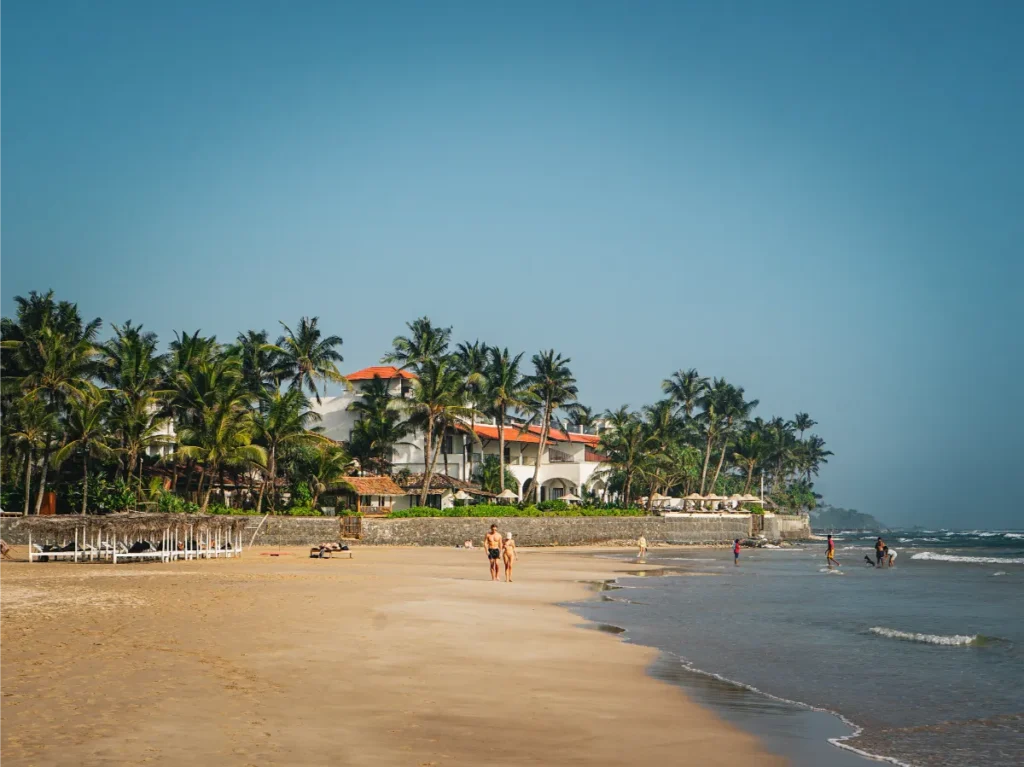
[485,524,503,581]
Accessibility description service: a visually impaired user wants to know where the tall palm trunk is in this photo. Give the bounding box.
[256,480,266,514]
[442,430,449,478]
[196,471,206,505]
[497,411,507,496]
[23,450,33,516]
[419,421,434,506]
[710,424,733,493]
[528,405,552,503]
[81,455,89,515]
[743,464,756,495]
[267,445,277,513]
[699,427,715,495]
[34,446,51,516]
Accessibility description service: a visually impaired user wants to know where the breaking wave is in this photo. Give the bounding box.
[911,551,1024,565]
[869,627,979,646]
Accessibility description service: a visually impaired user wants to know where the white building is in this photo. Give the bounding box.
[314,366,609,502]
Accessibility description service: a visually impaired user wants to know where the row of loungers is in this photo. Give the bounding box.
[28,528,244,564]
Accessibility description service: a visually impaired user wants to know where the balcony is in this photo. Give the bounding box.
[547,448,577,464]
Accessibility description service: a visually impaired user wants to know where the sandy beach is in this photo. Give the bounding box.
[1,545,783,766]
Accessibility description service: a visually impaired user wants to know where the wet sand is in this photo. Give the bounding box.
[1,545,783,766]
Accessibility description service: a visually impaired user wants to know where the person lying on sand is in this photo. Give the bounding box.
[502,532,517,582]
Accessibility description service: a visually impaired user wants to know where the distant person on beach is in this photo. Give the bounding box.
[875,538,886,567]
[502,532,517,582]
[733,539,741,566]
[485,525,502,581]
[887,548,897,567]
[826,535,838,568]
[637,535,648,558]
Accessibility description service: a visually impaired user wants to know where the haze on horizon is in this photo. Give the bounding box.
[2,1,1021,528]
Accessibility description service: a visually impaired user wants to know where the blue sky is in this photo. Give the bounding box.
[3,1,1022,527]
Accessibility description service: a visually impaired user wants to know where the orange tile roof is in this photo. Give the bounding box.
[472,425,542,444]
[520,425,601,445]
[346,366,418,381]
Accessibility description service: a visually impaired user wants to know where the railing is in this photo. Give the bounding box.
[584,449,608,463]
[547,448,577,464]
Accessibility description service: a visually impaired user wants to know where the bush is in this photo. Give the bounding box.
[388,504,646,518]
[283,506,322,517]
[158,493,201,514]
[535,499,569,511]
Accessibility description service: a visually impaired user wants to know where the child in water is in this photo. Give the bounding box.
[733,539,741,565]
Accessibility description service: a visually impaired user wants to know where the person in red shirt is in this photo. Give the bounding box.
[733,539,741,566]
[827,534,839,568]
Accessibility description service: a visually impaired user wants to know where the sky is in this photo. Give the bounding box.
[3,1,1022,527]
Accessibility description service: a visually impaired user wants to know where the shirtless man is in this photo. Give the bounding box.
[502,532,517,582]
[485,524,502,581]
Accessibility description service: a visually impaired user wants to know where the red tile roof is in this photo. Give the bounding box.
[516,425,601,445]
[346,366,418,381]
[333,476,407,495]
[472,425,542,444]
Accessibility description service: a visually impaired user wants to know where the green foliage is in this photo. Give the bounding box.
[535,499,569,511]
[389,504,646,518]
[157,493,201,514]
[64,474,135,513]
[474,454,517,494]
[287,481,313,508]
[282,506,322,516]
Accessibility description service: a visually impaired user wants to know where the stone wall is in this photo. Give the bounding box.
[2,512,801,548]
[763,513,812,541]
[360,514,752,547]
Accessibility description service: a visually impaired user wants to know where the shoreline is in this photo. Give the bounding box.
[1,545,783,766]
[573,549,909,767]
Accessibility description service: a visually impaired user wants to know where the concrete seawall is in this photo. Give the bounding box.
[1,513,811,548]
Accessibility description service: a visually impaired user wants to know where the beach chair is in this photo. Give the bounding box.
[1,539,12,560]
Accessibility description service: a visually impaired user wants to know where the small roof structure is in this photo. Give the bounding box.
[496,489,517,500]
[561,492,582,503]
[399,473,493,496]
[683,493,704,501]
[454,490,472,501]
[345,366,417,381]
[704,494,726,501]
[334,476,406,496]
[728,494,744,501]
[650,492,668,500]
[740,494,764,503]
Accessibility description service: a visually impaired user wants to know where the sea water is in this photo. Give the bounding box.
[572,531,1024,766]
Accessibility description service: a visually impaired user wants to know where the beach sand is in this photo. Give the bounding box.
[1,545,783,766]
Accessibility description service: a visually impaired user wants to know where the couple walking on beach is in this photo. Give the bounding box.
[485,524,517,582]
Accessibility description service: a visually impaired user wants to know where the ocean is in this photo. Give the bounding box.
[572,531,1024,766]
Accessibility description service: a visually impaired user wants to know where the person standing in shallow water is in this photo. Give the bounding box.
[502,532,517,582]
[827,534,838,568]
[733,538,741,566]
[485,524,502,581]
[637,535,648,559]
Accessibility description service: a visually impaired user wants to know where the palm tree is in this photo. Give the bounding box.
[520,350,578,503]
[662,369,708,420]
[565,404,598,433]
[251,388,326,512]
[594,409,654,507]
[475,454,516,494]
[801,435,833,485]
[382,317,451,371]
[173,355,265,511]
[453,340,489,478]
[113,397,174,500]
[347,375,414,475]
[732,427,764,495]
[483,347,530,500]
[307,445,357,509]
[403,357,477,506]
[709,384,759,492]
[231,329,287,398]
[275,317,347,405]
[9,399,55,515]
[791,412,817,441]
[52,394,118,515]
[696,378,728,495]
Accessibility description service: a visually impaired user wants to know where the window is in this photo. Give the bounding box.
[504,446,511,463]
[550,487,565,500]
[442,433,454,455]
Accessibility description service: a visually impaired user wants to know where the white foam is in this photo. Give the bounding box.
[911,551,1024,565]
[869,626,977,646]
[992,571,1008,577]
[1004,533,1024,540]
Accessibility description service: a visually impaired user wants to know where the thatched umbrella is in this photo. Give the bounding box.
[496,489,517,504]
[561,492,582,504]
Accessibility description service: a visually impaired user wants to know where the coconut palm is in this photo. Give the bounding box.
[382,317,452,372]
[453,340,489,478]
[231,329,287,399]
[9,399,56,515]
[275,317,347,405]
[791,412,817,441]
[251,388,326,513]
[732,427,765,495]
[565,403,598,433]
[403,357,477,506]
[51,394,118,515]
[695,378,728,495]
[483,347,530,495]
[307,444,357,509]
[662,369,708,420]
[708,384,759,491]
[594,410,654,507]
[520,350,578,503]
[347,376,414,475]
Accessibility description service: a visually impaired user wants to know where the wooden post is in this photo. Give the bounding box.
[74,527,79,563]
[112,531,117,564]
[28,531,33,563]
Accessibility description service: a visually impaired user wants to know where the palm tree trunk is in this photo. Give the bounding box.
[23,450,33,516]
[171,459,179,495]
[442,430,449,477]
[419,422,434,506]
[268,446,277,513]
[81,455,89,515]
[34,447,50,516]
[710,433,731,493]
[202,485,213,513]
[196,471,206,505]
[699,428,715,495]
[184,461,195,503]
[743,464,755,495]
[497,411,507,495]
[467,415,476,481]
[528,406,551,503]
[623,472,632,508]
[256,480,266,514]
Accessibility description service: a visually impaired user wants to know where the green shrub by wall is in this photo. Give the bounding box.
[388,505,646,518]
